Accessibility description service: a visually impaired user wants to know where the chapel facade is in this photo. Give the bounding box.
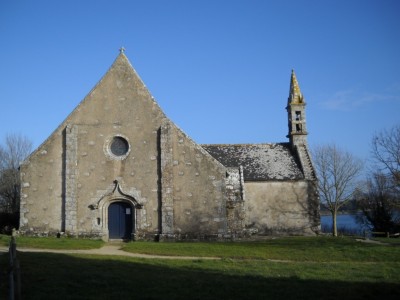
[19,51,320,240]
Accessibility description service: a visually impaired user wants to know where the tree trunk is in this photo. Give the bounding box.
[332,210,338,237]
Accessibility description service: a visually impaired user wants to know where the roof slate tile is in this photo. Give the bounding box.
[201,143,304,181]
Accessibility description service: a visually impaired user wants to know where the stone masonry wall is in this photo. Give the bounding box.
[64,124,78,233]
[160,120,229,240]
[225,167,245,236]
[19,53,233,240]
[19,131,64,235]
[244,181,318,235]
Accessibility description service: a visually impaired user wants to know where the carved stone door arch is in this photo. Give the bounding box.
[92,180,143,240]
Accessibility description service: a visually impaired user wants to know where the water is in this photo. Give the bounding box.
[320,213,371,235]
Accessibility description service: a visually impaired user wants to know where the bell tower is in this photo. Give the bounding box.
[286,70,308,147]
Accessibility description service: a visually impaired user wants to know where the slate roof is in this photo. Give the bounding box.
[201,143,304,181]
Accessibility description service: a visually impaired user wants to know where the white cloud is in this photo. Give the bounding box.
[319,89,399,111]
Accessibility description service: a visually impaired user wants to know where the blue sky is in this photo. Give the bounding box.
[1,0,399,168]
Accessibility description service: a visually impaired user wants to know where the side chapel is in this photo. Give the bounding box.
[19,50,320,240]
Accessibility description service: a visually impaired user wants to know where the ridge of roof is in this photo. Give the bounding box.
[201,142,290,147]
[21,50,154,165]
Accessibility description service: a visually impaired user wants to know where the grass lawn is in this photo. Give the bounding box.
[121,236,400,262]
[371,237,400,245]
[1,236,399,299]
[0,234,104,249]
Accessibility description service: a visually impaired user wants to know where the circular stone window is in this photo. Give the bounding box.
[105,135,130,160]
[110,136,129,156]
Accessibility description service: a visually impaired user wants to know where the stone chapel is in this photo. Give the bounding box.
[19,50,320,241]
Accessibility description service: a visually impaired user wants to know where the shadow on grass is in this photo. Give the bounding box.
[1,252,399,300]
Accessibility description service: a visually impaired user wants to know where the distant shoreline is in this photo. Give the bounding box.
[319,210,359,216]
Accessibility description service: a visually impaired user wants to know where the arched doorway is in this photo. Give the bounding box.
[108,202,134,239]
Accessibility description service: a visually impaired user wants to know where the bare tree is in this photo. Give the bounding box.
[312,144,363,236]
[354,124,400,234]
[355,173,399,233]
[371,124,400,190]
[0,134,32,214]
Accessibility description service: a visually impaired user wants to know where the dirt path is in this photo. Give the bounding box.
[355,238,393,245]
[0,244,220,260]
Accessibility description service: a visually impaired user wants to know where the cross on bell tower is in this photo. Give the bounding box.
[286,70,308,147]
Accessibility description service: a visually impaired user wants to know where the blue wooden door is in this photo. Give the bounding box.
[108,202,133,239]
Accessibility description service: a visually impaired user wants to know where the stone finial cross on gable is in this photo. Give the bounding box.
[119,47,125,53]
